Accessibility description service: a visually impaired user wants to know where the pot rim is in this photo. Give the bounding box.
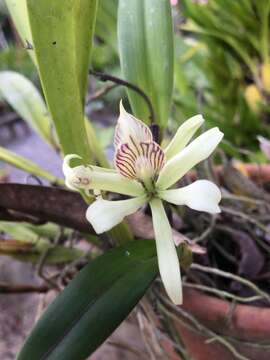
[181,288,270,341]
[180,164,270,341]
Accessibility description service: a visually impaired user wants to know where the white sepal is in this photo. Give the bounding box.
[150,198,182,305]
[63,154,145,196]
[165,114,204,160]
[157,127,223,190]
[86,196,147,234]
[90,171,145,196]
[159,180,221,214]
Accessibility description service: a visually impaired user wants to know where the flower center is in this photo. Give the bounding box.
[115,139,165,193]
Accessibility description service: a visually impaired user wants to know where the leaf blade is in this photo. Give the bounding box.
[0,71,56,147]
[118,0,174,131]
[17,240,158,360]
[0,146,63,185]
[26,0,98,160]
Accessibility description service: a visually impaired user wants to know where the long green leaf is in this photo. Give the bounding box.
[0,146,64,185]
[5,0,35,63]
[0,71,57,148]
[26,0,98,161]
[18,240,158,360]
[118,0,174,132]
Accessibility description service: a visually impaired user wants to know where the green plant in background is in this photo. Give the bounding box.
[0,47,36,80]
[173,0,270,152]
[0,71,57,147]
[93,0,118,68]
[0,221,83,264]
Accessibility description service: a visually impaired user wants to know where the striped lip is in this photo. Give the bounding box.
[115,137,165,182]
[114,101,165,186]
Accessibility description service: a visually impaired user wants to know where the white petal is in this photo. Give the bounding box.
[90,171,145,196]
[114,100,152,150]
[159,180,221,214]
[157,127,223,190]
[165,114,204,160]
[150,198,182,305]
[63,154,145,196]
[86,196,147,234]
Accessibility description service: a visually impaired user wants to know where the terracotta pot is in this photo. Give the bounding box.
[162,164,270,360]
[168,288,270,360]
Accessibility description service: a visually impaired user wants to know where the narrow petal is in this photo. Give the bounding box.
[159,180,221,214]
[114,100,152,150]
[157,127,223,190]
[63,154,145,196]
[165,114,204,160]
[150,198,182,305]
[90,171,145,197]
[86,196,147,234]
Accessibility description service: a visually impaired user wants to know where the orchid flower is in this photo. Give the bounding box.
[63,102,223,305]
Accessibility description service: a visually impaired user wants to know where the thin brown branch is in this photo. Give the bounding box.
[90,69,156,125]
[0,281,48,294]
[87,83,117,102]
[0,183,94,233]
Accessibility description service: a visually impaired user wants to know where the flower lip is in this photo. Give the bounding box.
[115,141,165,184]
[114,101,165,189]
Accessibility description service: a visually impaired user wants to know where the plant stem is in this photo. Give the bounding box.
[190,263,270,304]
[89,69,156,125]
[0,281,48,293]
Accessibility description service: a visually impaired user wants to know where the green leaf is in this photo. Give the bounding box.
[0,221,71,241]
[85,118,110,168]
[9,246,84,265]
[26,0,98,161]
[18,240,158,360]
[5,0,36,63]
[23,222,71,240]
[0,71,57,148]
[0,221,39,242]
[0,146,64,185]
[118,0,174,132]
[0,221,83,264]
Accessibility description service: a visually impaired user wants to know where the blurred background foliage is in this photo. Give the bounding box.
[1,0,270,157]
[173,0,270,157]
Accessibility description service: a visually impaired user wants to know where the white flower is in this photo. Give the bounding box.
[63,101,223,305]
